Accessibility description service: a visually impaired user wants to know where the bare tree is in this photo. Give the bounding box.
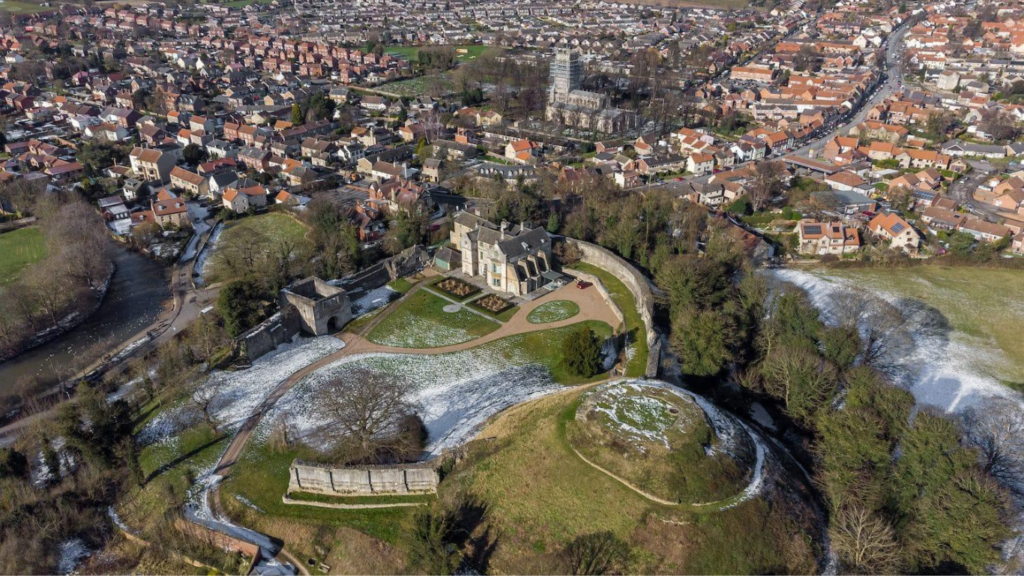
[187,313,229,363]
[830,505,903,574]
[315,368,419,461]
[748,160,786,212]
[190,378,225,433]
[830,292,913,369]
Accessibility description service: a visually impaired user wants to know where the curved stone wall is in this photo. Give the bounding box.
[563,238,662,378]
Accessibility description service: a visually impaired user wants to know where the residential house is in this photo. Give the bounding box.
[450,211,554,297]
[797,219,862,255]
[867,212,921,253]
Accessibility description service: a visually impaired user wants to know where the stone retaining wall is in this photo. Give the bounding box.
[563,239,661,378]
[289,460,440,496]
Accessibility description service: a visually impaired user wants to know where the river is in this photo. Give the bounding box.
[0,245,172,401]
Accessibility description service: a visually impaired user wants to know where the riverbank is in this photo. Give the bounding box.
[0,245,172,409]
[0,262,115,366]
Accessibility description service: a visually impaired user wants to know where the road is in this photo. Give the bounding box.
[788,23,911,159]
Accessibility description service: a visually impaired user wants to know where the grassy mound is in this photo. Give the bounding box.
[217,385,819,574]
[566,382,753,504]
[527,300,581,324]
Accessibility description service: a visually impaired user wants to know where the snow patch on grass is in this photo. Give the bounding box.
[137,336,344,446]
[257,342,567,457]
[57,538,90,575]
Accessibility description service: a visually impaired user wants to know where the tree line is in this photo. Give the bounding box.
[0,188,114,372]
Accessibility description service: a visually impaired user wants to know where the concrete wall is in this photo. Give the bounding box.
[563,239,662,378]
[289,460,440,495]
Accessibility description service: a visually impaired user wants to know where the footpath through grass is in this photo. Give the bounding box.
[0,226,46,284]
[573,263,650,377]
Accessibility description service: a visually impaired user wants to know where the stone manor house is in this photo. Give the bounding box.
[449,212,554,297]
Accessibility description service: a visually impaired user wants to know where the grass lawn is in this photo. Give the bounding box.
[376,73,454,98]
[387,277,416,294]
[121,414,232,561]
[0,0,51,13]
[441,391,818,574]
[205,212,312,284]
[0,226,46,284]
[207,0,273,7]
[811,265,1024,387]
[527,300,580,324]
[573,263,650,377]
[219,439,417,558]
[367,289,500,348]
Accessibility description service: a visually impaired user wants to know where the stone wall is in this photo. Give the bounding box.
[289,460,440,495]
[563,239,661,378]
[239,307,301,362]
[337,261,391,294]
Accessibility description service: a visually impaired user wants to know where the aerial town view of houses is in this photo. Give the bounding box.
[5,0,1024,572]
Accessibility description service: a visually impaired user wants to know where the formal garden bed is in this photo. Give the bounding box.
[469,294,519,321]
[431,276,481,301]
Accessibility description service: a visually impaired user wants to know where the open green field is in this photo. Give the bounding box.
[0,227,46,284]
[0,0,51,13]
[206,212,312,284]
[367,288,501,348]
[385,44,489,62]
[573,263,649,377]
[812,266,1024,384]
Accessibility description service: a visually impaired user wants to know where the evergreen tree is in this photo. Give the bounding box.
[562,326,603,377]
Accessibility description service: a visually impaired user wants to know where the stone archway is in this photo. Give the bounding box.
[327,314,347,333]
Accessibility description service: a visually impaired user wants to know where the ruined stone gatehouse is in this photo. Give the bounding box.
[279,277,352,336]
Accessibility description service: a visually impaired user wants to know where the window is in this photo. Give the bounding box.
[492,278,500,287]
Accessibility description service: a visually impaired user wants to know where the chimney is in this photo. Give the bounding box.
[500,220,507,240]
